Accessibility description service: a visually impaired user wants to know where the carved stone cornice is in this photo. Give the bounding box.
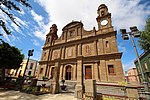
[39,52,122,65]
[42,31,116,50]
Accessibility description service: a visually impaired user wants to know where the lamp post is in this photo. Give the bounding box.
[21,49,34,88]
[120,26,150,99]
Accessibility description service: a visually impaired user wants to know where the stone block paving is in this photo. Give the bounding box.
[0,90,77,100]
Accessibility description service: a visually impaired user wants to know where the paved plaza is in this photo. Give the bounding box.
[0,90,77,100]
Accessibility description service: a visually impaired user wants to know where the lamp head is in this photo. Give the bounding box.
[130,26,138,32]
[120,29,129,40]
[120,29,127,34]
[133,31,141,38]
[28,49,34,56]
[130,26,140,38]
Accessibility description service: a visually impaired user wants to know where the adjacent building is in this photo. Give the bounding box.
[134,50,150,84]
[37,4,124,83]
[125,68,139,85]
[10,59,39,77]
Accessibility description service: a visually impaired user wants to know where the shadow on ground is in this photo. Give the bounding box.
[0,90,40,100]
[0,90,76,100]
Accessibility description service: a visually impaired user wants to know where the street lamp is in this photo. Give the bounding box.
[22,49,34,77]
[120,26,150,99]
[21,49,34,89]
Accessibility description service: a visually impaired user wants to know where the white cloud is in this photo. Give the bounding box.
[101,0,150,30]
[2,31,11,42]
[30,10,50,40]
[18,9,25,15]
[15,17,28,27]
[11,22,21,33]
[34,31,46,40]
[123,61,136,72]
[31,10,43,26]
[34,0,149,38]
[0,7,28,38]
[10,16,29,37]
[34,0,100,37]
[31,39,40,46]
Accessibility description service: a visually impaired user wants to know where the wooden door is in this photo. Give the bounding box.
[85,66,92,79]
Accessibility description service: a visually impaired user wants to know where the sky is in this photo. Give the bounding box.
[0,0,150,72]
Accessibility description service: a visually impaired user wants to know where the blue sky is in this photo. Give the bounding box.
[0,0,150,72]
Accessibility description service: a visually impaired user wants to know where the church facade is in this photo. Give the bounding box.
[37,4,124,83]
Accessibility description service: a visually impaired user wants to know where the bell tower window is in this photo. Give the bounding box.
[47,37,50,43]
[101,11,105,16]
[106,41,109,48]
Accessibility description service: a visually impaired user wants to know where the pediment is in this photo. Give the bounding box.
[62,21,83,31]
[58,21,83,40]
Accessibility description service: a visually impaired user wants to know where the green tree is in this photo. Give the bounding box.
[139,18,150,50]
[0,0,31,35]
[0,40,24,81]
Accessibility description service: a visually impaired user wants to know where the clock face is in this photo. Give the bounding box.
[101,20,108,26]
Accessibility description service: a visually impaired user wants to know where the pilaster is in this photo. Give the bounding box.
[94,62,99,81]
[75,56,84,99]
[99,60,107,82]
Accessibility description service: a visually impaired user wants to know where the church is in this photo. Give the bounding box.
[37,4,124,83]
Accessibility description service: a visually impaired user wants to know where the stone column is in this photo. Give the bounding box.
[84,80,97,100]
[51,59,61,94]
[75,56,84,99]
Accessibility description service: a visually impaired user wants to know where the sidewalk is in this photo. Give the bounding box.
[0,90,77,100]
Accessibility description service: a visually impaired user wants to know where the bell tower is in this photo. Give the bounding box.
[96,4,113,30]
[45,24,58,46]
